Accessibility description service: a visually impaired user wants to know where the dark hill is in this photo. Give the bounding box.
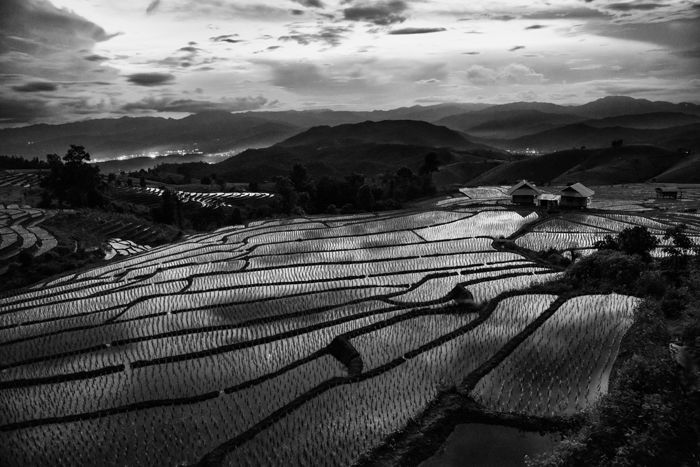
[214,120,506,184]
[277,120,485,151]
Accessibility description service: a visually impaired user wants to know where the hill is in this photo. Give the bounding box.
[214,120,505,183]
[469,145,690,185]
[486,123,700,153]
[277,120,484,151]
[583,112,700,129]
[437,109,586,139]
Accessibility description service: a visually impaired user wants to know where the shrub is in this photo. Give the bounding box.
[565,250,645,292]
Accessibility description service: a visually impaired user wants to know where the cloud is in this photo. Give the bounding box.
[292,0,324,7]
[146,0,161,15]
[0,0,115,56]
[278,26,350,46]
[84,54,109,62]
[266,61,329,90]
[462,51,480,55]
[606,3,666,12]
[523,7,610,20]
[211,34,243,43]
[126,72,175,86]
[465,63,545,86]
[509,45,526,51]
[122,96,269,113]
[525,24,546,30]
[11,81,58,92]
[343,1,408,25]
[388,27,446,35]
[0,96,50,124]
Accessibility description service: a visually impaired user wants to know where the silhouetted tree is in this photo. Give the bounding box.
[43,145,103,207]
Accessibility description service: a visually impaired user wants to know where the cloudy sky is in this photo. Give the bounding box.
[0,0,698,127]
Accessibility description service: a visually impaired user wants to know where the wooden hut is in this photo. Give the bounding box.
[656,186,682,200]
[538,193,561,208]
[560,183,594,209]
[507,180,542,206]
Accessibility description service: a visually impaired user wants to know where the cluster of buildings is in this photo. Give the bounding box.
[507,180,595,209]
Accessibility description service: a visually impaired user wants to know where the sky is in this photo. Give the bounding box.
[0,0,699,127]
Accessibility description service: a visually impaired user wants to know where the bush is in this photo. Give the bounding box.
[565,250,645,292]
[660,288,687,320]
[634,270,667,298]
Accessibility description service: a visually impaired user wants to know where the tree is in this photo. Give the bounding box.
[43,145,103,207]
[139,177,147,189]
[419,152,439,175]
[595,226,659,259]
[356,184,375,211]
[611,139,624,148]
[664,224,695,257]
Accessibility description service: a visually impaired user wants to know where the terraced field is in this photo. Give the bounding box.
[0,205,58,270]
[0,207,646,465]
[112,186,274,209]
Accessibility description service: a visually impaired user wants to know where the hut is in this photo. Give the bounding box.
[507,180,542,206]
[560,183,594,209]
[656,186,682,200]
[538,193,561,209]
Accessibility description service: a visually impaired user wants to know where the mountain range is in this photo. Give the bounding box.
[1,96,700,184]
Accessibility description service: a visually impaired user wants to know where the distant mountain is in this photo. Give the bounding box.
[468,145,691,185]
[0,111,299,160]
[573,96,700,118]
[3,96,700,167]
[239,103,491,128]
[583,112,700,129]
[485,123,700,153]
[213,120,506,183]
[437,109,586,139]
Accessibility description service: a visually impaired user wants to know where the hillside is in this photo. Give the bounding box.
[469,145,690,185]
[438,109,585,139]
[214,120,505,182]
[487,123,700,153]
[583,112,700,129]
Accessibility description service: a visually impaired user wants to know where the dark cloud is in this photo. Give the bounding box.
[509,45,526,51]
[146,0,161,14]
[525,24,546,30]
[388,27,446,35]
[122,96,269,113]
[292,0,324,7]
[291,9,304,15]
[179,46,200,53]
[0,96,50,124]
[523,7,610,20]
[0,0,115,56]
[11,81,58,92]
[84,54,109,62]
[126,72,175,86]
[279,26,350,46]
[462,51,480,55]
[343,1,408,25]
[211,34,243,43]
[606,3,666,11]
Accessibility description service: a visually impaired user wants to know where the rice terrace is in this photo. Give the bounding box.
[1,188,699,465]
[2,0,700,465]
